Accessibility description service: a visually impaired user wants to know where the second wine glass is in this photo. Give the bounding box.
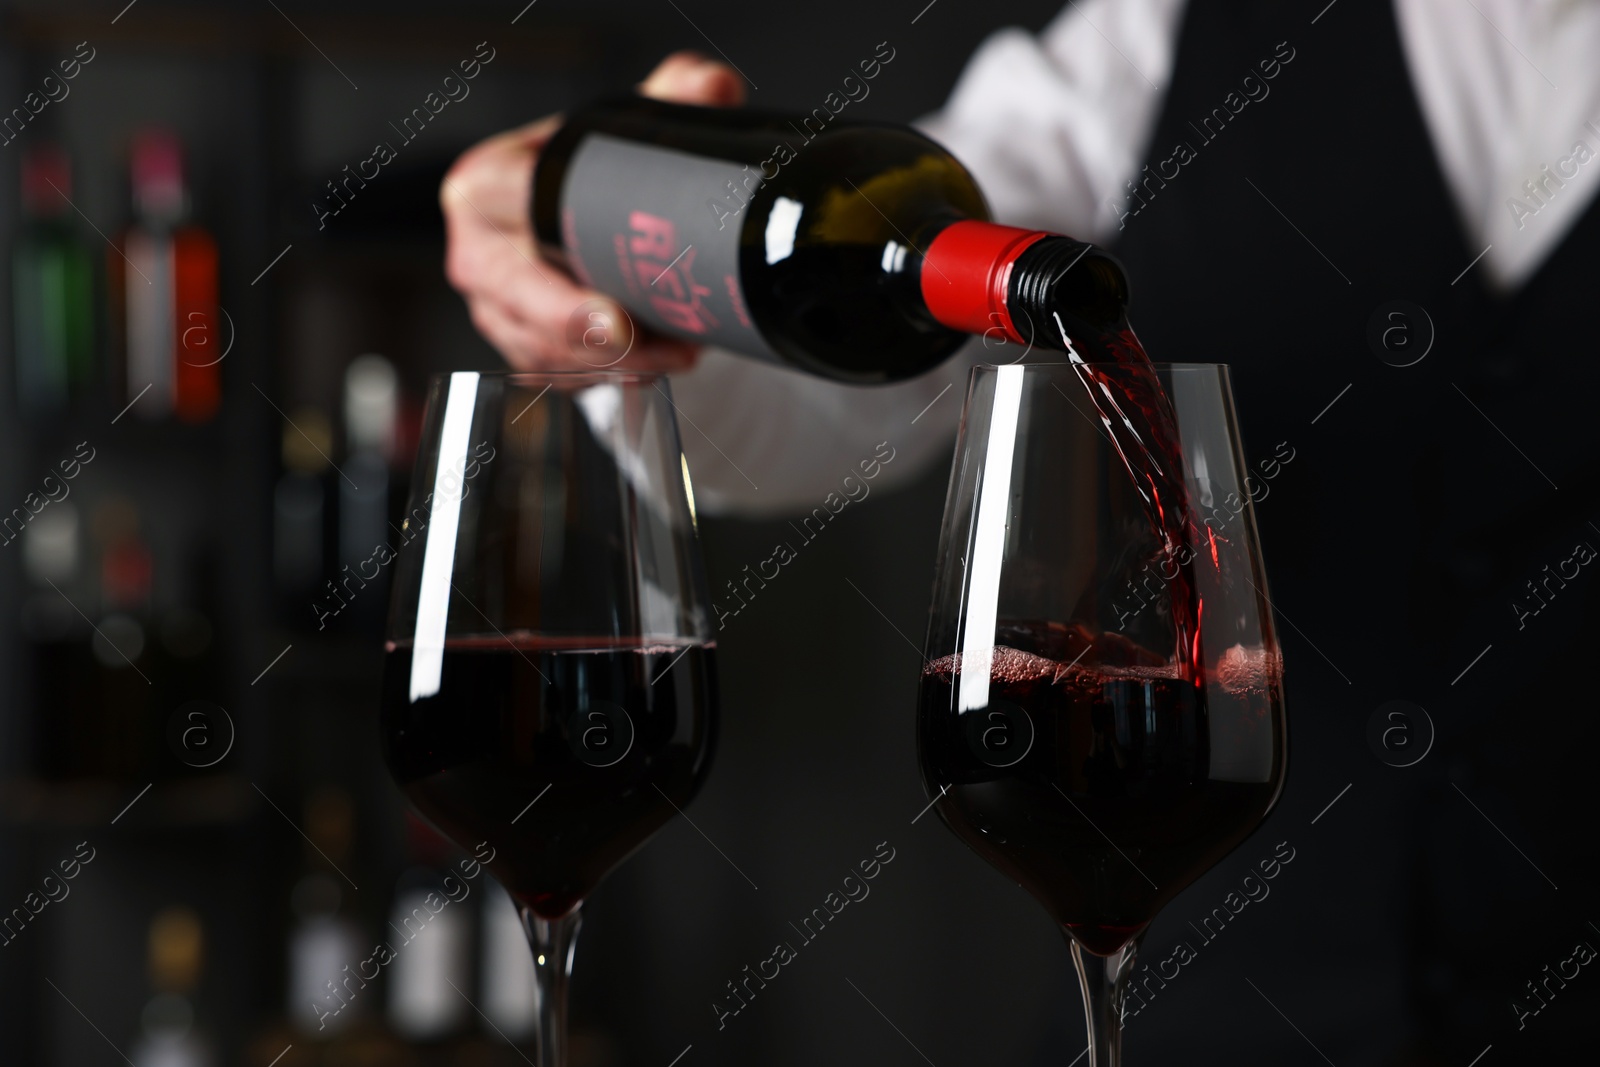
[917,363,1286,1066]
[380,371,717,1066]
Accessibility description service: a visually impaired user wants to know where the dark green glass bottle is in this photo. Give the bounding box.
[533,98,1129,384]
[14,145,94,411]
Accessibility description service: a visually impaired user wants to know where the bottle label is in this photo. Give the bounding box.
[558,133,780,363]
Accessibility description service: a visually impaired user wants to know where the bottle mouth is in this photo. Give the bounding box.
[918,223,1132,351]
[1006,237,1131,351]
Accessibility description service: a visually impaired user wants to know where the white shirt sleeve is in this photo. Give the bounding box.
[916,0,1187,242]
[1393,0,1600,290]
[671,0,1188,517]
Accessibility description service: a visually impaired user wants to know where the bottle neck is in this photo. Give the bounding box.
[918,220,1131,353]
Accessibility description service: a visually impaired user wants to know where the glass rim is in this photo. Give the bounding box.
[972,361,1228,372]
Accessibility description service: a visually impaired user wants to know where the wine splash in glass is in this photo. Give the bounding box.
[917,361,1287,1066]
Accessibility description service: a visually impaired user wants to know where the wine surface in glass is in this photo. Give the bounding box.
[918,622,1282,955]
[381,636,716,919]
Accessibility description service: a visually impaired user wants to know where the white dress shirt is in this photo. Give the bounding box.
[672,0,1600,516]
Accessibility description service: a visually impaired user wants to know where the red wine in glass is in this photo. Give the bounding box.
[380,372,718,1067]
[381,637,715,921]
[917,361,1286,1067]
[918,625,1281,956]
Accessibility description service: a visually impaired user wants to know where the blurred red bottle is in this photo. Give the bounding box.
[108,129,220,423]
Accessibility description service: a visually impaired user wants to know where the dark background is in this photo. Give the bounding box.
[0,0,1575,1064]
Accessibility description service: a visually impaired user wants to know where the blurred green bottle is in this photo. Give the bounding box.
[13,143,95,411]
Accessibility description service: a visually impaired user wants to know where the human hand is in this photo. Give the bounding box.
[440,52,745,372]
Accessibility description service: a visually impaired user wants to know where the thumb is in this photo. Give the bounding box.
[639,51,747,107]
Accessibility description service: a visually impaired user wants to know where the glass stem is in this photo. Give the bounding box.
[520,904,583,1067]
[1068,934,1141,1067]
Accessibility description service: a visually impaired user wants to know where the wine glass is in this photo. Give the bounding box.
[917,363,1286,1065]
[380,371,717,1065]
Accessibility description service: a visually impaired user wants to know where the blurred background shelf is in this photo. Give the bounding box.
[0,774,255,828]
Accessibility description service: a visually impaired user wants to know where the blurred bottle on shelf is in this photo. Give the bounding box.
[19,495,152,780]
[107,129,220,423]
[286,787,366,1037]
[383,812,473,1053]
[245,788,415,1066]
[98,496,154,616]
[479,879,537,1043]
[20,484,221,782]
[19,498,97,779]
[339,354,397,629]
[344,354,398,467]
[92,496,159,775]
[273,408,333,629]
[129,905,214,1067]
[385,866,471,1045]
[13,143,94,412]
[20,504,81,591]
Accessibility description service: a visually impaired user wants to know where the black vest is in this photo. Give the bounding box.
[1112,0,1600,1053]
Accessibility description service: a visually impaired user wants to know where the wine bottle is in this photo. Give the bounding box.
[129,906,214,1067]
[286,788,365,1037]
[108,129,221,422]
[273,408,335,630]
[384,867,471,1044]
[532,97,1131,384]
[478,879,537,1042]
[339,355,396,625]
[249,789,413,1065]
[13,144,94,411]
